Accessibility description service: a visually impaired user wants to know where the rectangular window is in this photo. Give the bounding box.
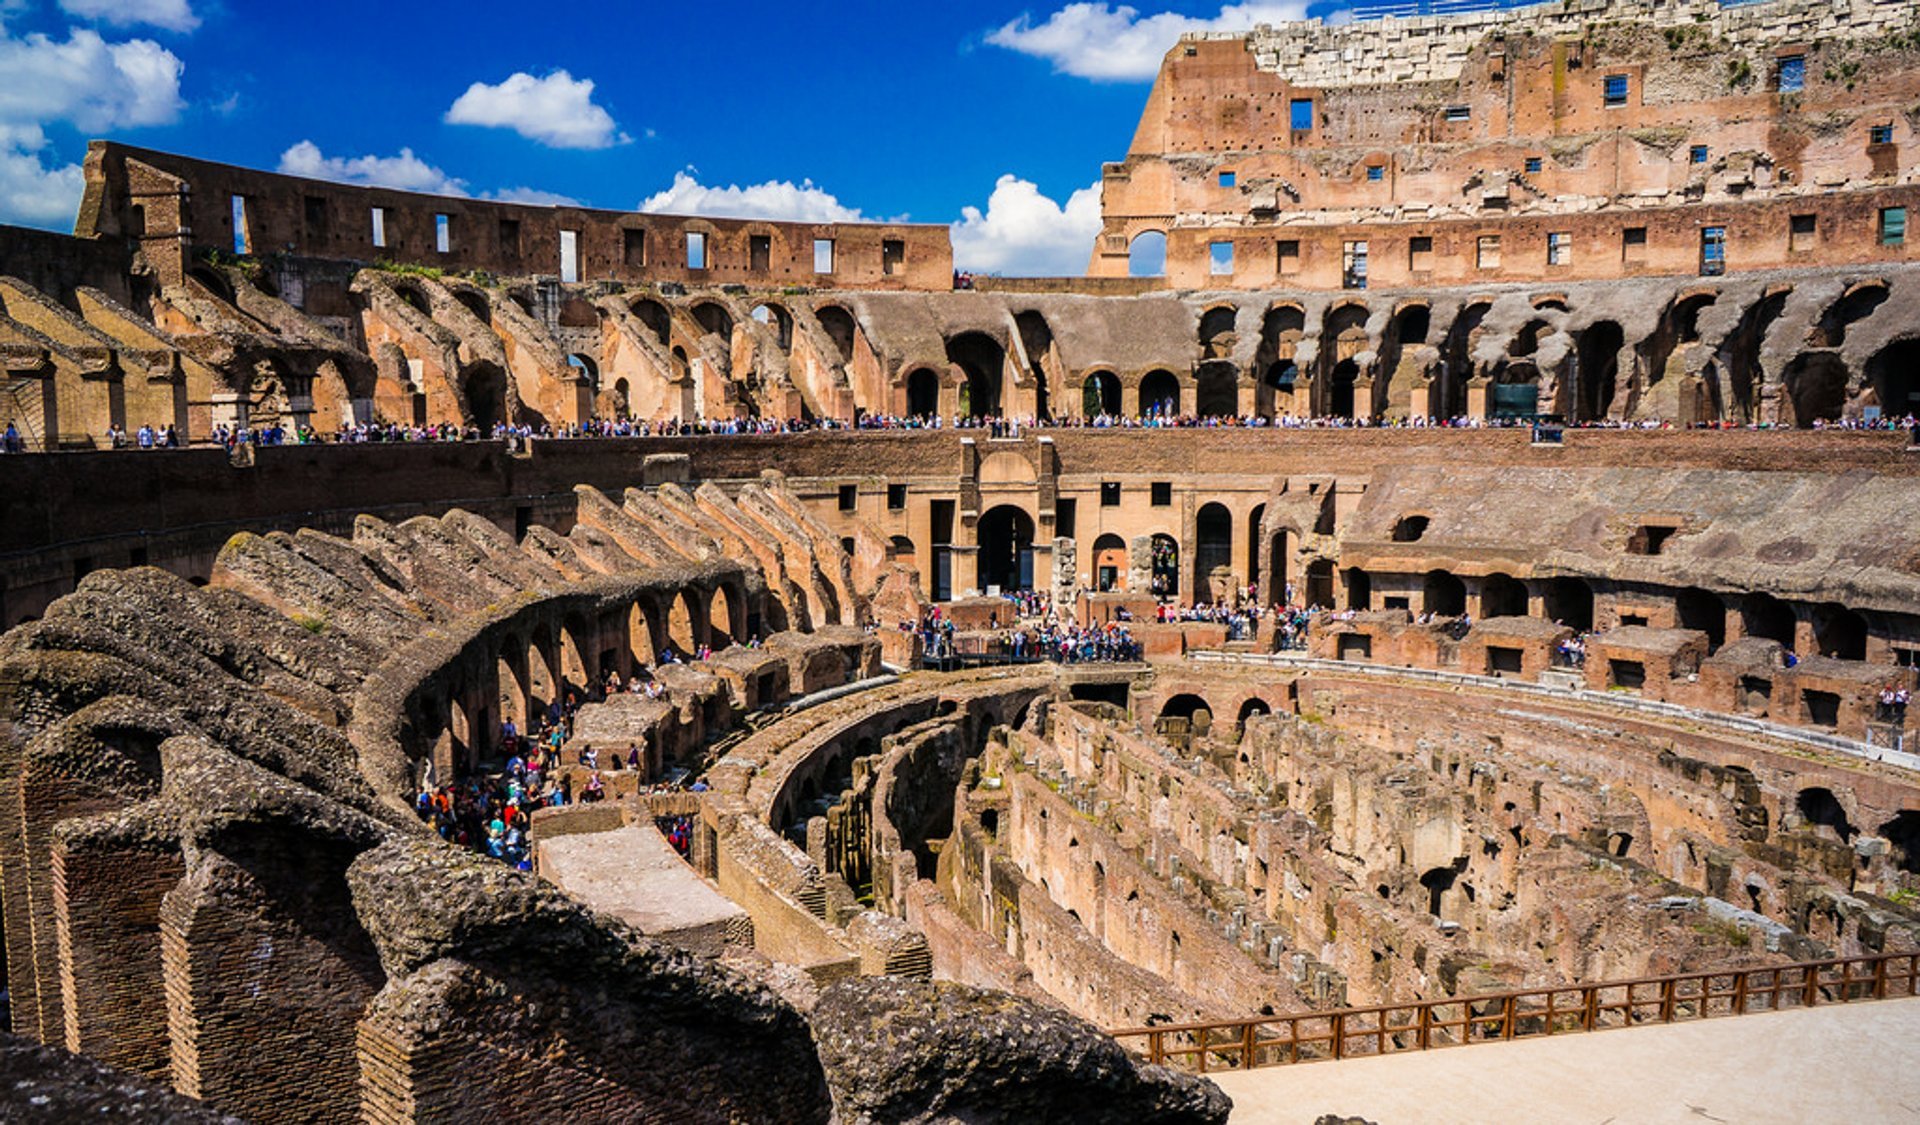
[1289,98,1314,131]
[1366,164,1385,182]
[1342,240,1368,290]
[1871,123,1894,145]
[1604,73,1629,108]
[230,194,251,255]
[434,213,451,254]
[882,238,905,275]
[1409,235,1433,272]
[1208,240,1234,275]
[1881,207,1906,246]
[1277,239,1300,275]
[621,227,646,268]
[1524,156,1543,174]
[1623,226,1647,261]
[370,206,386,248]
[1477,234,1501,269]
[1547,231,1571,266]
[887,484,907,510]
[1689,145,1709,164]
[498,218,521,258]
[838,484,858,512]
[1778,53,1805,93]
[1218,171,1236,188]
[750,234,772,272]
[1790,213,1816,252]
[1150,482,1172,506]
[1445,105,1470,122]
[1700,226,1726,276]
[813,238,835,274]
[1100,482,1120,507]
[687,231,707,270]
[1056,497,1076,540]
[559,229,579,283]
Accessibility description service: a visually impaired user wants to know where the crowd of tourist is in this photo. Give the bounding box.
[30,406,1920,454]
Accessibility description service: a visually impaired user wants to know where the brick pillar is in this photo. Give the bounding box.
[163,852,382,1123]
[53,827,183,1078]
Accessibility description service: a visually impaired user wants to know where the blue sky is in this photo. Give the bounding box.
[0,0,1348,273]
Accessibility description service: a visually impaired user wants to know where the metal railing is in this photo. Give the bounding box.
[1109,952,1920,1074]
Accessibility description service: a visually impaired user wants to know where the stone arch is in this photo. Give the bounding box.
[708,585,735,649]
[1419,865,1458,918]
[750,302,794,349]
[1194,502,1233,602]
[527,627,559,718]
[1480,572,1527,619]
[1150,533,1180,598]
[816,305,858,364]
[560,615,592,692]
[1866,338,1920,417]
[1797,786,1856,842]
[977,504,1036,594]
[495,647,528,734]
[1138,370,1181,417]
[1719,289,1789,421]
[1441,301,1493,418]
[1015,310,1055,420]
[905,368,940,418]
[1082,370,1121,416]
[947,332,1004,419]
[1807,281,1889,348]
[1092,533,1128,592]
[1327,359,1360,419]
[887,535,918,572]
[1159,693,1212,724]
[567,353,599,389]
[1237,696,1272,736]
[1322,302,1370,417]
[1129,230,1167,277]
[668,588,701,655]
[1575,321,1624,422]
[452,288,490,323]
[1782,352,1849,426]
[1423,570,1467,617]
[630,297,672,345]
[1198,305,1237,355]
[628,602,658,667]
[691,300,734,341]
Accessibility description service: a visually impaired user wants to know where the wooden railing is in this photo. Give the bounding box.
[1107,952,1920,1074]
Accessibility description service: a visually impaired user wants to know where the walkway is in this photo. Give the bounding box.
[1212,995,1920,1124]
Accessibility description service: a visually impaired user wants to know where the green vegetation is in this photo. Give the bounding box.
[371,260,446,281]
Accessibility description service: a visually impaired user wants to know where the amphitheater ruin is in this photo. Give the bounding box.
[3,0,1920,1121]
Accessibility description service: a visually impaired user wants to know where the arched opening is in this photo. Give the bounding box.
[1544,577,1594,633]
[750,303,793,349]
[1808,282,1889,348]
[392,283,430,317]
[627,603,657,668]
[887,535,918,572]
[1812,603,1867,660]
[1194,362,1238,418]
[1082,370,1121,417]
[691,301,734,340]
[1159,692,1212,728]
[1480,573,1527,619]
[559,618,591,694]
[453,289,490,323]
[1247,503,1265,598]
[1328,359,1359,419]
[815,305,857,364]
[1257,305,1307,415]
[667,591,698,656]
[1722,290,1788,421]
[1129,230,1167,277]
[527,631,557,718]
[462,363,507,431]
[1866,339,1920,417]
[976,505,1036,594]
[1609,832,1633,858]
[567,353,598,388]
[905,368,940,417]
[1016,310,1055,420]
[1199,306,1237,355]
[1575,321,1624,422]
[1092,533,1128,592]
[1149,533,1180,598]
[1139,370,1181,418]
[1304,558,1335,609]
[1194,503,1233,601]
[1879,811,1920,875]
[610,377,631,420]
[1676,587,1726,650]
[495,652,527,734]
[708,587,735,649]
[631,297,672,345]
[1423,570,1466,617]
[1782,353,1850,426]
[1237,697,1272,738]
[1797,787,1856,842]
[1440,302,1492,418]
[1392,515,1430,542]
[1379,304,1431,410]
[1344,567,1372,611]
[947,332,1004,419]
[1742,593,1797,649]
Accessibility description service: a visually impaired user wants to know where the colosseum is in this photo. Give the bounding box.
[3,0,1920,1121]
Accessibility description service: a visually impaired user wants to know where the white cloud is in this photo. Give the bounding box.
[951,175,1102,276]
[486,185,580,206]
[445,70,627,149]
[0,25,185,228]
[987,2,1314,81]
[638,170,868,223]
[277,140,471,196]
[0,26,184,131]
[58,0,199,33]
